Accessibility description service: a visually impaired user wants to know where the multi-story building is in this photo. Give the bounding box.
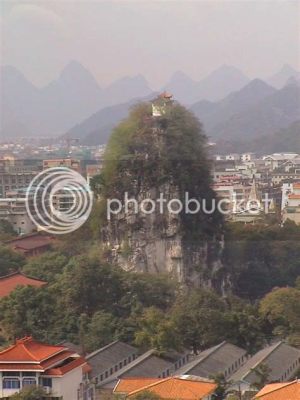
[43,159,82,174]
[282,182,300,225]
[0,336,89,399]
[0,189,39,235]
[0,159,42,198]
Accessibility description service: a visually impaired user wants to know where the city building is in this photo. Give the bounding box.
[114,376,217,400]
[229,341,300,394]
[175,341,248,379]
[0,336,89,399]
[0,272,46,298]
[43,159,82,174]
[282,182,300,225]
[5,232,54,257]
[0,159,41,198]
[253,380,300,399]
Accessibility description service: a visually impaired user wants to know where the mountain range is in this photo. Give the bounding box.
[0,61,152,139]
[1,61,299,151]
[191,79,300,141]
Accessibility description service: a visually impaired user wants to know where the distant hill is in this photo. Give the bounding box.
[213,120,300,155]
[0,62,152,139]
[163,65,250,104]
[268,64,300,89]
[65,93,157,145]
[212,82,300,140]
[191,79,277,134]
[67,79,300,147]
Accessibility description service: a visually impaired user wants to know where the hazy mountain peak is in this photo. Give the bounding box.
[280,64,299,74]
[169,70,196,82]
[285,76,300,87]
[58,60,100,86]
[208,64,248,79]
[268,64,300,89]
[1,65,37,88]
[240,78,275,92]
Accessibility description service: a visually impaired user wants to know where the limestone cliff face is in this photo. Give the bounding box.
[100,97,227,290]
[102,182,225,289]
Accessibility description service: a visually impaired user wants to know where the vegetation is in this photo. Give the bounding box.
[0,246,25,277]
[91,100,223,239]
[10,386,47,400]
[131,392,162,400]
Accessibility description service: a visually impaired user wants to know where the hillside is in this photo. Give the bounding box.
[191,79,277,134]
[164,65,250,104]
[213,82,300,140]
[213,120,300,155]
[0,62,152,139]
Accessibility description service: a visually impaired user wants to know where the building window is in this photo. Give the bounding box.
[3,378,20,389]
[41,378,52,388]
[23,378,36,387]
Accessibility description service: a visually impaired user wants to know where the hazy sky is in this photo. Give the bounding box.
[1,0,299,89]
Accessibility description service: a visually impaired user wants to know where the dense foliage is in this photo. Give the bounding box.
[0,222,300,354]
[91,100,223,239]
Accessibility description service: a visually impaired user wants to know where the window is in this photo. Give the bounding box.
[3,372,20,377]
[23,378,36,387]
[3,378,20,389]
[41,378,52,388]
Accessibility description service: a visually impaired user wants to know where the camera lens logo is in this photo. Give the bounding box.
[26,167,93,235]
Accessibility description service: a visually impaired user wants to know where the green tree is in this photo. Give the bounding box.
[132,391,162,400]
[170,289,227,353]
[0,220,16,240]
[0,286,57,341]
[134,307,179,352]
[22,252,68,282]
[10,386,47,399]
[259,287,300,340]
[251,363,272,390]
[211,373,230,400]
[0,246,25,277]
[83,311,118,353]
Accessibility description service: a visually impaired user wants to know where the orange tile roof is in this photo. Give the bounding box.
[0,336,65,363]
[117,376,217,400]
[0,337,88,376]
[293,183,300,189]
[288,194,300,199]
[114,378,162,393]
[0,272,46,298]
[254,380,300,399]
[44,356,87,376]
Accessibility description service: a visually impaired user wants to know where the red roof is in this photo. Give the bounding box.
[0,337,89,376]
[254,380,300,399]
[115,376,217,400]
[0,272,46,298]
[0,336,65,363]
[44,357,87,376]
[5,233,53,251]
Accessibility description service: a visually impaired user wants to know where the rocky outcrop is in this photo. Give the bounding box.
[100,97,228,291]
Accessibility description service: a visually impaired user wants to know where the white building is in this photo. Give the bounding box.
[0,336,89,400]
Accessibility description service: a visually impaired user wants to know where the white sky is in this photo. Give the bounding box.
[1,0,300,88]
